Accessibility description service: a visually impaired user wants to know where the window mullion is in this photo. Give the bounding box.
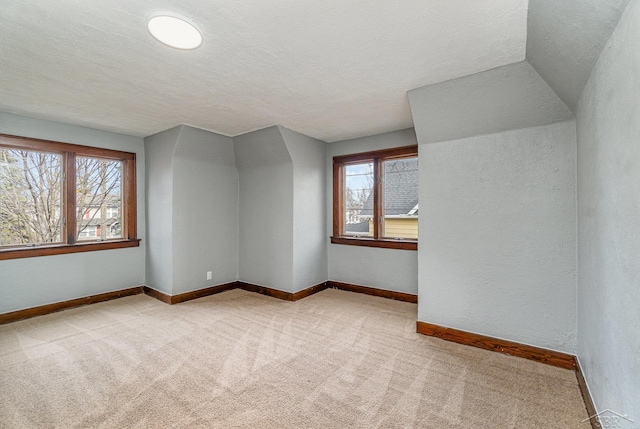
[65,152,77,244]
[373,158,382,239]
[333,161,344,237]
[123,158,137,239]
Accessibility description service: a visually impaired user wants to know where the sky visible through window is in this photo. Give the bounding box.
[0,148,63,246]
[344,162,373,235]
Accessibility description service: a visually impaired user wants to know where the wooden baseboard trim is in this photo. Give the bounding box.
[575,358,598,428]
[416,321,576,370]
[144,283,237,305]
[237,281,328,301]
[292,282,329,301]
[142,286,172,304]
[237,281,293,300]
[0,287,143,325]
[2,279,416,324]
[327,281,418,303]
[144,281,328,305]
[170,282,238,304]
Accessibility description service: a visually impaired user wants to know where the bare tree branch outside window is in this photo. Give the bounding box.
[76,157,122,240]
[0,150,124,246]
[0,149,62,245]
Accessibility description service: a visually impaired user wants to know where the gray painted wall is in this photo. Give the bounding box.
[234,127,294,293]
[0,112,146,313]
[408,61,572,145]
[575,0,639,423]
[144,125,239,295]
[327,129,418,295]
[172,126,238,294]
[527,0,632,110]
[144,126,179,295]
[418,121,577,353]
[279,127,328,292]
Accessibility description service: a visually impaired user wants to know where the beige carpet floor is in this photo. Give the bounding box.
[0,288,589,428]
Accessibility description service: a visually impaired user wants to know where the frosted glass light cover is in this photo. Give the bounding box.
[147,16,202,50]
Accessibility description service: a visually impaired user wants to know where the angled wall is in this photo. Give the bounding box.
[279,126,328,292]
[417,121,577,352]
[234,127,295,292]
[408,61,572,145]
[146,124,326,296]
[144,126,179,295]
[527,0,632,110]
[145,125,238,296]
[172,126,239,294]
[408,59,578,352]
[575,0,640,422]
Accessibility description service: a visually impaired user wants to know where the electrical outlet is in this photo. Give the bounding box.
[206,271,212,280]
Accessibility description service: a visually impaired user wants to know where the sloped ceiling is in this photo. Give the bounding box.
[408,61,572,144]
[0,1,632,142]
[0,0,527,142]
[526,0,632,110]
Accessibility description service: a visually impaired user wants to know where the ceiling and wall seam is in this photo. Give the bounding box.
[0,0,528,142]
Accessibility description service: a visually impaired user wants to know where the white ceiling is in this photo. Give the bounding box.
[526,0,631,110]
[0,0,527,142]
[409,61,572,144]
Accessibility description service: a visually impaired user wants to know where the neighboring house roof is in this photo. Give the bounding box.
[360,158,418,217]
[345,221,370,233]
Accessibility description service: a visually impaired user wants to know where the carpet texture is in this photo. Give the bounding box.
[0,288,589,428]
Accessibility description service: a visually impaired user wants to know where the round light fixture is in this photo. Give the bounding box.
[147,15,202,50]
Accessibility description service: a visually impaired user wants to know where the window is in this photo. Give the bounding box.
[76,156,123,241]
[0,134,139,260]
[332,145,418,250]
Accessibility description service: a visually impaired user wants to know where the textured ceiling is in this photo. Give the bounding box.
[409,61,572,144]
[526,0,632,110]
[0,0,527,142]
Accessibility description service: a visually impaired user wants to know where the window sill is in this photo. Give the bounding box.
[0,239,141,261]
[330,236,417,250]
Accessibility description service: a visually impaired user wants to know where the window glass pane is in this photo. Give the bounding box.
[0,148,63,246]
[76,157,122,241]
[382,157,418,239]
[344,162,373,237]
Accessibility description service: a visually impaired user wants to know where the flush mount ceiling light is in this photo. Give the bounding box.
[147,15,202,50]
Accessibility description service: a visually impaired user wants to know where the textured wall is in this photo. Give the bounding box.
[575,0,640,423]
[527,0,631,109]
[418,121,577,353]
[234,127,294,293]
[408,61,571,145]
[172,126,238,294]
[145,125,239,295]
[144,126,179,295]
[0,112,146,313]
[327,129,418,295]
[280,127,328,292]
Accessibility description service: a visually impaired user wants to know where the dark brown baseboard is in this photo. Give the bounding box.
[292,282,329,300]
[327,281,418,303]
[237,281,328,302]
[143,281,328,305]
[0,287,143,325]
[237,281,294,300]
[142,286,172,304]
[416,321,576,370]
[575,358,598,428]
[171,282,238,305]
[1,280,413,324]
